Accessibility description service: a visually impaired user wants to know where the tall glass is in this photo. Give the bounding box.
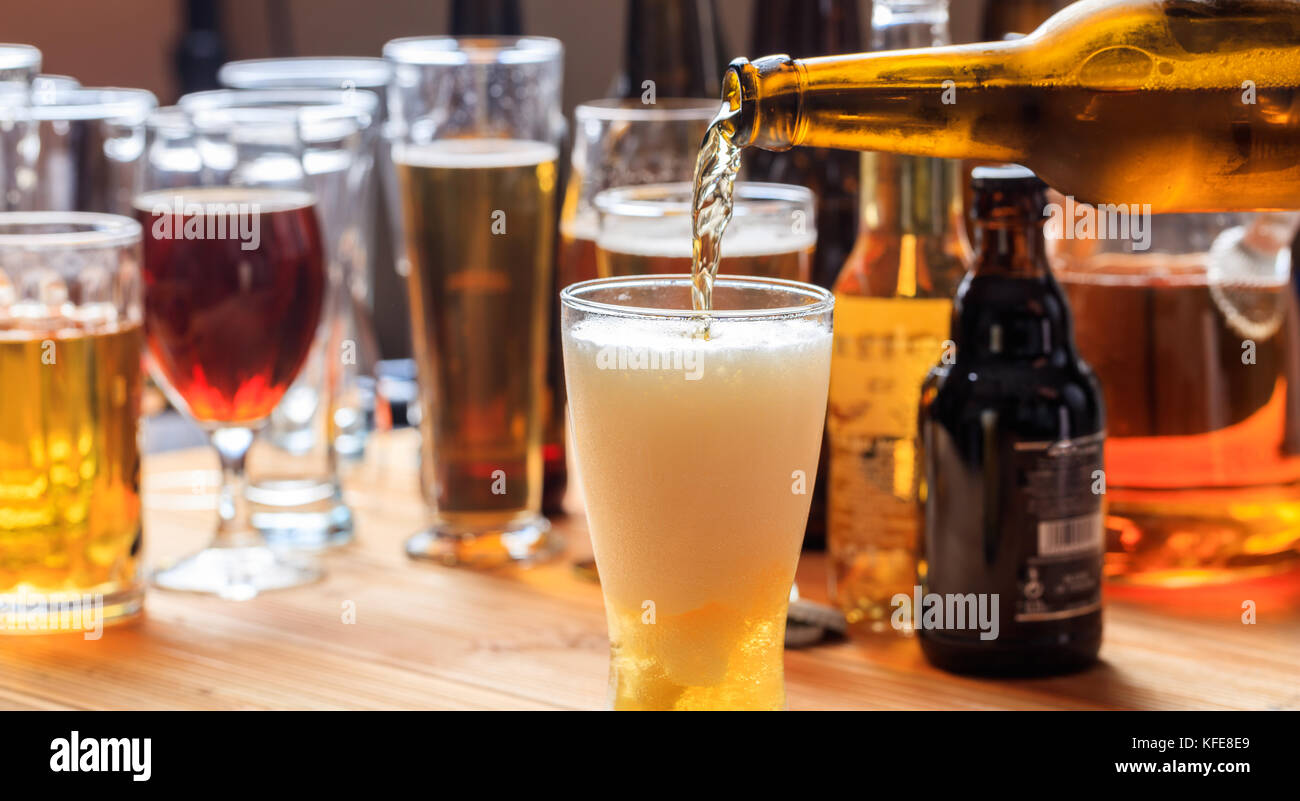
[385,36,564,567]
[176,89,377,549]
[216,57,408,359]
[0,213,144,632]
[134,105,328,598]
[562,275,833,710]
[593,182,815,282]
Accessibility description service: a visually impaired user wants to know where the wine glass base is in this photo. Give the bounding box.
[152,546,321,600]
[405,517,561,568]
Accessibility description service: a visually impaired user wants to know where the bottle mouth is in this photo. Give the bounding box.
[720,55,804,152]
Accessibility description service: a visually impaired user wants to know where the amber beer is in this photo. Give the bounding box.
[0,213,144,629]
[395,139,557,540]
[598,235,811,281]
[0,326,143,618]
[1060,253,1300,583]
[720,0,1300,212]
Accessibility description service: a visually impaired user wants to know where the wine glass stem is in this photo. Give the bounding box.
[209,426,260,549]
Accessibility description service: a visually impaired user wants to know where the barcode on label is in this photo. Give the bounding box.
[1037,512,1103,556]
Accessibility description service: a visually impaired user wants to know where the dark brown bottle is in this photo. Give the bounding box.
[450,0,523,35]
[611,0,728,99]
[918,165,1104,676]
[747,0,861,292]
[746,0,862,551]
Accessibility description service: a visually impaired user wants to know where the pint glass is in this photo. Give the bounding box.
[562,275,833,709]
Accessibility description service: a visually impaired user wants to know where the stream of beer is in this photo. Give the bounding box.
[689,106,743,314]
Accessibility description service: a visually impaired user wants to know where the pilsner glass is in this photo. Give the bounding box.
[134,105,328,598]
[562,275,833,710]
[385,36,564,567]
[593,182,815,281]
[0,212,144,632]
[176,89,377,549]
[0,44,40,211]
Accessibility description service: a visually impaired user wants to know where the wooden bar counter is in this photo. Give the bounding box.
[3,430,1297,710]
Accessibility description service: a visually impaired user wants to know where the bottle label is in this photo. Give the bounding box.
[1012,433,1105,623]
[828,295,951,440]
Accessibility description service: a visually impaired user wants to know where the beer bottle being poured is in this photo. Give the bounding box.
[718,0,1300,213]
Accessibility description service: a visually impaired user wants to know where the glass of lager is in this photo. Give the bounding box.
[593,182,815,281]
[0,212,144,632]
[561,274,833,710]
[384,36,564,567]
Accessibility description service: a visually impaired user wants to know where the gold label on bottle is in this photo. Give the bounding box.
[828,295,952,440]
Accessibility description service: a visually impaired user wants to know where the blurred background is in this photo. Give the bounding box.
[4,0,983,112]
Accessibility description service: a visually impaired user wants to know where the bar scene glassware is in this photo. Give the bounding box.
[0,212,144,630]
[216,57,408,361]
[1,86,156,214]
[134,104,327,598]
[1053,211,1300,586]
[385,36,564,567]
[175,89,378,549]
[562,274,833,709]
[593,182,815,281]
[0,44,41,211]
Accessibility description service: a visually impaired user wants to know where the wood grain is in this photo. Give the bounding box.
[2,429,1296,710]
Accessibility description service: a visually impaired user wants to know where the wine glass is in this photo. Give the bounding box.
[135,104,330,598]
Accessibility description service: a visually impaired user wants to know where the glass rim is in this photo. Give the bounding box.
[0,211,141,249]
[383,35,563,66]
[181,87,379,113]
[219,57,392,89]
[22,86,157,120]
[560,274,834,321]
[0,43,40,71]
[574,97,720,122]
[593,181,815,218]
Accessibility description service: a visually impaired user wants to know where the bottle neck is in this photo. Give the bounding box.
[859,152,964,239]
[954,217,1073,362]
[721,41,1023,160]
[971,217,1049,279]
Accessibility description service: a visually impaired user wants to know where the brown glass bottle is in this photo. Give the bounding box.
[721,0,1300,213]
[746,0,862,290]
[918,165,1104,676]
[611,0,728,99]
[827,0,969,624]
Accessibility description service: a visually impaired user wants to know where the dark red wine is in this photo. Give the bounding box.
[136,187,326,424]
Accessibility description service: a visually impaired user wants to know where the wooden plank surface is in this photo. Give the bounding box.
[2,429,1297,710]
